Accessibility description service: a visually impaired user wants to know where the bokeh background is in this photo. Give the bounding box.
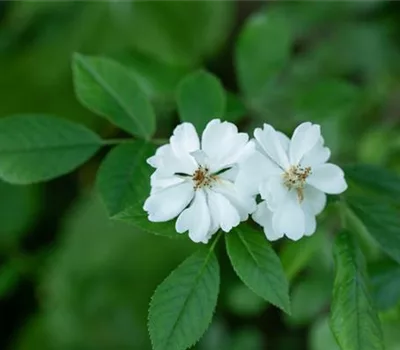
[1,1,400,349]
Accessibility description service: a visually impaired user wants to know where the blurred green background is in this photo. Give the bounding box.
[1,1,400,349]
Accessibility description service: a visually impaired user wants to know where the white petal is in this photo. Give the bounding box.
[235,150,281,196]
[213,180,256,221]
[254,124,290,169]
[146,144,170,168]
[252,201,284,241]
[301,137,331,168]
[208,191,240,232]
[190,150,209,167]
[170,122,200,155]
[202,119,250,172]
[150,171,185,194]
[272,192,305,241]
[277,131,290,153]
[304,211,317,236]
[148,144,197,175]
[259,176,288,212]
[219,166,238,182]
[144,182,194,222]
[302,185,326,215]
[307,163,348,194]
[176,190,211,243]
[289,122,321,165]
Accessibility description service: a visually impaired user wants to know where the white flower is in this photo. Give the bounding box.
[144,119,256,244]
[236,122,347,241]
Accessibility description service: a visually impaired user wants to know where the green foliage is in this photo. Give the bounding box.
[149,248,220,350]
[0,180,40,249]
[280,233,323,280]
[309,317,340,350]
[225,225,291,314]
[347,196,400,264]
[72,54,156,139]
[235,10,292,107]
[288,274,332,326]
[0,115,101,184]
[97,142,155,217]
[292,80,360,121]
[0,263,20,298]
[344,164,400,201]
[225,92,247,123]
[369,259,400,311]
[42,192,194,350]
[330,231,384,350]
[120,1,234,66]
[177,70,226,133]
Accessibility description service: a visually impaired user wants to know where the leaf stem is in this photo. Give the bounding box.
[209,230,223,252]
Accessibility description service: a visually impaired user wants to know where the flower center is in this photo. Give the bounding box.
[192,166,217,190]
[283,165,312,202]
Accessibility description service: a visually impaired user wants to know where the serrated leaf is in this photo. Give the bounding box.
[330,231,384,350]
[177,70,226,133]
[347,195,400,264]
[235,11,292,102]
[369,259,400,311]
[72,53,156,139]
[344,164,400,202]
[0,115,101,184]
[149,249,220,350]
[225,225,291,314]
[96,142,155,217]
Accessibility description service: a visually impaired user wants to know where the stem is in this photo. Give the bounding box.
[209,230,223,252]
[102,138,136,146]
[337,199,348,229]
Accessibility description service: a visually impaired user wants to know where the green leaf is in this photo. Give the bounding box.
[369,259,400,311]
[225,225,291,314]
[330,231,384,350]
[235,11,292,102]
[0,115,101,184]
[72,53,156,139]
[347,196,400,264]
[148,248,220,350]
[177,70,226,133]
[97,142,155,217]
[344,164,400,202]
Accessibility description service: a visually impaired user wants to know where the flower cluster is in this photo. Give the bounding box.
[144,119,347,243]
